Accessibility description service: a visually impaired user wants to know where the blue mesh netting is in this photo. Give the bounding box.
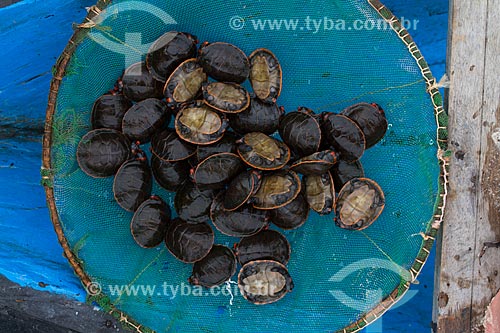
[48,0,443,331]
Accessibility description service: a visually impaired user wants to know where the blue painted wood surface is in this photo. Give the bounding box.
[0,0,447,331]
[0,0,96,301]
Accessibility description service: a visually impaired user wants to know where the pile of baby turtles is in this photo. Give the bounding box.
[76,31,387,305]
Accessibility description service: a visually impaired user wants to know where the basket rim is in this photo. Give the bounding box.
[41,1,449,332]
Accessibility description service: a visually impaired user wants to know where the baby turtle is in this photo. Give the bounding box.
[270,192,309,230]
[279,108,322,158]
[235,229,290,266]
[335,178,385,230]
[191,152,243,189]
[146,31,198,81]
[238,260,294,305]
[121,62,164,102]
[228,98,283,135]
[196,131,239,162]
[252,171,301,210]
[237,132,290,170]
[189,245,237,288]
[249,48,282,104]
[202,82,250,114]
[151,129,196,162]
[210,193,268,237]
[223,170,262,211]
[165,218,214,263]
[304,172,335,215]
[113,152,152,212]
[332,160,365,190]
[76,129,131,178]
[91,93,132,131]
[175,100,228,145]
[151,155,189,192]
[122,98,169,143]
[322,113,366,162]
[174,181,216,224]
[131,196,171,248]
[341,102,388,148]
[164,58,207,111]
[290,150,338,175]
[198,42,250,83]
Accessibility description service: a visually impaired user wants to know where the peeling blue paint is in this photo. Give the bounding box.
[0,0,96,302]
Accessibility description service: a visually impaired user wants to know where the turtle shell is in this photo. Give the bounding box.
[321,113,366,162]
[198,42,250,83]
[189,245,237,288]
[175,101,228,145]
[335,178,385,230]
[76,129,131,178]
[228,97,283,135]
[165,218,214,263]
[210,192,267,237]
[341,102,388,148]
[290,150,338,175]
[223,169,262,211]
[91,93,132,131]
[174,181,216,224]
[270,192,309,230]
[131,196,171,248]
[146,31,198,82]
[202,82,250,114]
[164,58,207,111]
[151,155,189,192]
[237,132,290,170]
[196,131,240,162]
[249,48,282,104]
[238,260,294,305]
[304,171,335,215]
[191,152,243,189]
[278,108,321,158]
[235,229,290,265]
[332,159,365,190]
[252,171,301,210]
[151,129,196,162]
[121,62,164,102]
[113,157,153,212]
[122,98,169,143]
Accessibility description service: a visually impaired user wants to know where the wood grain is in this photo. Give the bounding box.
[435,0,500,332]
[471,0,500,331]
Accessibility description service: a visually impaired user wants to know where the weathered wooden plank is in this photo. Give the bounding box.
[435,0,500,332]
[471,0,500,331]
[436,0,488,326]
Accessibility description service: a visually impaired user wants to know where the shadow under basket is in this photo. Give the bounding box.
[42,0,448,332]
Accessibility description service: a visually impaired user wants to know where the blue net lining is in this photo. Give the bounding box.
[51,0,440,331]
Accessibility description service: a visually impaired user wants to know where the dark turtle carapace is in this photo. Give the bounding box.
[165,218,214,263]
[131,196,171,248]
[198,42,250,83]
[76,129,131,178]
[189,245,237,287]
